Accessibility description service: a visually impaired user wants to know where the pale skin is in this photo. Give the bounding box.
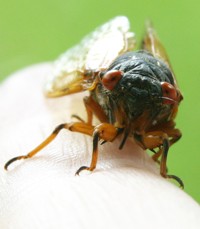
[0,64,200,229]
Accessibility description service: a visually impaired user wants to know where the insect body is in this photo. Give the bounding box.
[4,16,183,188]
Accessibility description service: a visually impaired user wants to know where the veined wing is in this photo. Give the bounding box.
[141,22,180,88]
[45,16,135,97]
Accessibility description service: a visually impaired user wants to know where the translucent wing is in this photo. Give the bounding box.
[45,16,135,97]
[141,22,179,87]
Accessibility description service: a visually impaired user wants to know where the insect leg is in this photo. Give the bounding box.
[4,122,118,175]
[71,114,85,123]
[151,149,162,162]
[140,131,184,188]
[4,122,94,170]
[71,96,108,125]
[84,96,108,124]
[75,130,99,175]
[75,123,118,175]
[152,127,182,162]
[166,128,182,146]
[160,138,184,189]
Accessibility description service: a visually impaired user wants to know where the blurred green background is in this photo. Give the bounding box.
[0,0,199,203]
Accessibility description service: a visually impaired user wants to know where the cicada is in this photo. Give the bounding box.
[4,16,184,188]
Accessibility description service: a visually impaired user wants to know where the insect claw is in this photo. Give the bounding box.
[4,155,28,170]
[75,166,89,176]
[100,140,107,145]
[166,174,184,189]
[71,114,85,123]
[150,148,157,154]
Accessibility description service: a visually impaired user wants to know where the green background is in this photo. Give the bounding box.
[0,0,200,203]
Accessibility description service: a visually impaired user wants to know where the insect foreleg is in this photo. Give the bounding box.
[75,123,118,175]
[4,122,118,176]
[4,122,94,170]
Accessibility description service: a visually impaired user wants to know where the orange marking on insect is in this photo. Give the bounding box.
[101,70,123,90]
[161,82,178,104]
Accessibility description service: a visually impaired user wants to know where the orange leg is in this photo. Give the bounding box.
[4,122,119,175]
[149,120,182,147]
[141,130,184,188]
[4,122,94,170]
[151,149,162,162]
[152,127,181,162]
[72,95,108,125]
[75,123,119,175]
[146,121,181,161]
[75,129,99,175]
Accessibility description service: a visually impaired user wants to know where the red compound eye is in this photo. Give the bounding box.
[161,82,178,104]
[101,70,123,90]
